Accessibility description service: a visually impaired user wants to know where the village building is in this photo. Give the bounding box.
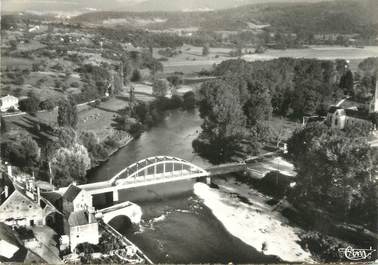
[0,187,60,228]
[62,184,93,216]
[67,210,99,252]
[0,95,19,112]
[327,106,372,130]
[60,184,99,251]
[0,171,60,229]
[0,189,44,227]
[327,82,378,130]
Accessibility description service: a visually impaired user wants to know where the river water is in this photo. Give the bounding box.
[88,110,282,264]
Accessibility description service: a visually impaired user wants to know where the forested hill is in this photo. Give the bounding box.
[72,0,378,34]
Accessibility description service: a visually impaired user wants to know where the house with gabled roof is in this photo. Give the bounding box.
[62,184,93,217]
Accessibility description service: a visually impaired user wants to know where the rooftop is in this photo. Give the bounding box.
[63,184,82,202]
[68,211,95,227]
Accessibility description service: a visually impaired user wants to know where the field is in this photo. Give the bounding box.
[4,95,130,142]
[156,45,235,74]
[159,45,378,74]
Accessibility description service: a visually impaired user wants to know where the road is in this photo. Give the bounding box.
[247,156,296,179]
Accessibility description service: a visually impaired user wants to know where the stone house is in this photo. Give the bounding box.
[62,184,93,217]
[67,210,99,252]
[0,189,44,227]
[327,106,372,130]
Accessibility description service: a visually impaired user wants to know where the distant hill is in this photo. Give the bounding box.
[72,0,378,35]
[2,0,329,13]
[126,0,327,12]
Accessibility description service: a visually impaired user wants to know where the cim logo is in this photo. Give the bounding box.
[338,246,376,261]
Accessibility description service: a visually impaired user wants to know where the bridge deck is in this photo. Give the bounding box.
[82,169,208,195]
[77,162,246,195]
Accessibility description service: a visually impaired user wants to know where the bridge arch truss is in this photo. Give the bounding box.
[109,156,209,187]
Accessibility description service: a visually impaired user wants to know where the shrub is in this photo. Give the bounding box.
[13,77,25,85]
[19,95,40,114]
[170,95,183,109]
[130,69,141,82]
[71,81,80,88]
[40,99,55,111]
[183,91,196,110]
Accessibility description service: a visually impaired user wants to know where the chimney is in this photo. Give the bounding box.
[88,207,95,223]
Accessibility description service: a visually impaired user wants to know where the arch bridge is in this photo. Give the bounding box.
[79,156,211,200]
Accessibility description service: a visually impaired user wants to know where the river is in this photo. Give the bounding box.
[88,110,309,263]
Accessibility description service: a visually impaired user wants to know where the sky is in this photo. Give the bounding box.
[2,0,332,13]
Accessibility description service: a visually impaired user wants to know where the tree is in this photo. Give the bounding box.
[79,131,99,153]
[40,99,55,111]
[287,123,376,223]
[54,127,77,149]
[1,117,8,134]
[79,131,107,161]
[339,70,354,95]
[152,79,169,97]
[183,91,196,110]
[113,73,123,95]
[19,94,40,114]
[170,95,183,109]
[244,90,273,126]
[50,144,91,187]
[57,96,78,128]
[167,75,183,89]
[202,45,210,56]
[194,79,247,163]
[130,69,141,82]
[2,135,40,172]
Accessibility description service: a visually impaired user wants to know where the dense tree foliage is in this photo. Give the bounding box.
[192,57,361,162]
[54,127,77,149]
[339,70,354,95]
[287,122,377,229]
[57,96,78,129]
[1,135,40,173]
[152,79,169,97]
[19,93,40,114]
[193,79,249,163]
[202,45,210,56]
[167,75,183,89]
[79,131,108,162]
[213,58,344,119]
[183,91,196,110]
[50,144,91,187]
[354,57,378,101]
[39,99,56,111]
[1,117,7,134]
[130,69,142,82]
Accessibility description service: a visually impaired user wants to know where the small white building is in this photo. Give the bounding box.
[0,95,19,112]
[68,210,99,252]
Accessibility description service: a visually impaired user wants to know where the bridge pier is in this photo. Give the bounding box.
[113,189,119,202]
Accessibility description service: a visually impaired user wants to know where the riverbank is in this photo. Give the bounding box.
[90,130,134,170]
[194,178,314,263]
